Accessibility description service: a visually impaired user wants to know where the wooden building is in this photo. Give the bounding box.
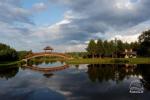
[43,46,53,53]
[118,49,137,58]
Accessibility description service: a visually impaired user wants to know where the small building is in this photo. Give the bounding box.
[43,46,53,53]
[119,49,137,58]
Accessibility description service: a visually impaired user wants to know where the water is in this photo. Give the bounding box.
[33,61,65,68]
[0,62,150,100]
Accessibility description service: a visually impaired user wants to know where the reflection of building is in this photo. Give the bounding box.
[119,49,137,58]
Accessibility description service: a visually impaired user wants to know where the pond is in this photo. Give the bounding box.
[0,62,150,100]
[33,61,65,68]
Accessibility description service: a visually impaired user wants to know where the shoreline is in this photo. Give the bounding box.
[0,60,24,67]
[66,58,150,64]
[0,58,150,67]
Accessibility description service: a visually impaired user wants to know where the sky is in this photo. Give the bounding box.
[0,0,150,52]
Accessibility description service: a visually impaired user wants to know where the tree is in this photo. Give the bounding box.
[0,43,18,62]
[138,30,150,56]
[86,40,97,58]
[117,40,124,51]
[124,42,130,50]
[96,39,104,58]
[103,40,112,56]
[17,50,32,60]
[130,42,139,51]
[109,40,116,57]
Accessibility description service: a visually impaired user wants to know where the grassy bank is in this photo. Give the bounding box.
[66,58,150,64]
[0,57,150,67]
[0,60,25,67]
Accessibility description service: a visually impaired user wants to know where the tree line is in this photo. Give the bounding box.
[87,30,150,58]
[0,43,18,62]
[0,43,32,62]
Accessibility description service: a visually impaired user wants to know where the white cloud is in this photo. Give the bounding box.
[115,0,135,10]
[110,34,140,43]
[32,2,47,12]
[0,0,150,52]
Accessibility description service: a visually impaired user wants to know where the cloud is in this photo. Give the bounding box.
[0,0,150,52]
[32,2,48,12]
[44,0,150,48]
[0,0,32,24]
[110,34,140,43]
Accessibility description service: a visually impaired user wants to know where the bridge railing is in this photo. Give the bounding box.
[25,52,72,59]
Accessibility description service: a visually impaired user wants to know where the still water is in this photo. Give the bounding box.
[33,61,65,68]
[0,62,150,100]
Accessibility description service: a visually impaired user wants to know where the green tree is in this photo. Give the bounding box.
[17,50,32,60]
[130,42,139,51]
[87,40,97,58]
[103,40,112,56]
[0,43,18,62]
[96,39,104,58]
[138,30,150,56]
[109,40,116,57]
[117,40,124,51]
[124,42,130,50]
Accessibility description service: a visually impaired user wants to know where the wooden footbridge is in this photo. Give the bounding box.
[22,52,72,62]
[21,46,72,73]
[22,46,72,62]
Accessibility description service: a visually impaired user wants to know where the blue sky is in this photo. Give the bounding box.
[0,0,150,52]
[22,0,67,26]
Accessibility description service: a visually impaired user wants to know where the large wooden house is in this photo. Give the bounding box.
[118,49,137,58]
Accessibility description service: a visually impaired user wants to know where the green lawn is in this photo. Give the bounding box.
[66,58,150,64]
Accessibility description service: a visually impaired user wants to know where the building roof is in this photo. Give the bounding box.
[121,51,137,55]
[43,46,53,50]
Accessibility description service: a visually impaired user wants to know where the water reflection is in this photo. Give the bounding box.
[86,64,150,92]
[136,64,150,91]
[43,73,54,78]
[0,63,150,100]
[28,60,64,67]
[87,64,139,83]
[0,66,19,79]
[0,64,150,83]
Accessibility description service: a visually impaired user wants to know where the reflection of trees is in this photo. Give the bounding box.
[87,64,116,82]
[87,64,138,83]
[49,60,57,64]
[136,64,150,90]
[0,66,19,79]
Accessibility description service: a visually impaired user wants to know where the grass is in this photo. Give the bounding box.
[66,58,150,64]
[0,57,150,68]
[0,60,25,67]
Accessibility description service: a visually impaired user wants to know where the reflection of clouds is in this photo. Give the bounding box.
[43,64,148,100]
[56,90,72,96]
[44,65,128,99]
[10,65,135,100]
[78,64,88,69]
[60,64,89,74]
[0,68,66,100]
[0,64,150,100]
[77,64,88,73]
